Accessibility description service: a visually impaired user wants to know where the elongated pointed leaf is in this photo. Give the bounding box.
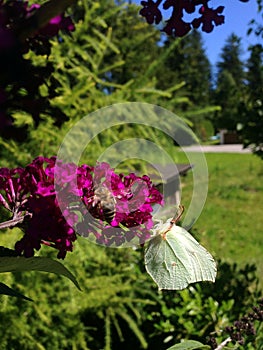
[0,282,33,301]
[166,340,210,350]
[0,256,81,290]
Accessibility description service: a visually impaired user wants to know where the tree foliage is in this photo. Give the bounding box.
[0,234,262,349]
[213,34,244,131]
[157,30,211,106]
[155,30,219,141]
[211,32,263,157]
[0,0,183,169]
[239,44,263,157]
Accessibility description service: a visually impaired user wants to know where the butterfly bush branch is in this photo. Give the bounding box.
[0,214,30,230]
[0,193,11,211]
[0,157,163,259]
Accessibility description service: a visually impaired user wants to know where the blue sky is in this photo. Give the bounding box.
[201,1,262,66]
[133,0,262,66]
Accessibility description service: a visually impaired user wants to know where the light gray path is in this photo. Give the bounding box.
[182,144,252,153]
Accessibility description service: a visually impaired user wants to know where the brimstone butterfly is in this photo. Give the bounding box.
[144,207,217,290]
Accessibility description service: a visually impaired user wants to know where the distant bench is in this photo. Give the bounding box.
[145,163,193,204]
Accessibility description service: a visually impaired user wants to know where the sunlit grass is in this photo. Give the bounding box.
[177,152,263,287]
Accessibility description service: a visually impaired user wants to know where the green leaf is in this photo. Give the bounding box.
[0,282,33,301]
[166,340,210,350]
[0,256,81,290]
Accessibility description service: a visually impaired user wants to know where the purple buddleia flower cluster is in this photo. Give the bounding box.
[0,157,163,258]
[207,298,263,349]
[0,0,75,138]
[73,162,164,247]
[140,0,248,37]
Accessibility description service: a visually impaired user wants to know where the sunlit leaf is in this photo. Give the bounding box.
[166,340,210,349]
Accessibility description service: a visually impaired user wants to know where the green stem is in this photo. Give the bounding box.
[0,213,30,230]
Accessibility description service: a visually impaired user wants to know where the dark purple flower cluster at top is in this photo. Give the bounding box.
[0,0,75,139]
[0,157,163,259]
[140,0,247,37]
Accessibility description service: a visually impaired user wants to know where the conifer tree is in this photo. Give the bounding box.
[246,44,263,100]
[213,33,245,130]
[239,44,263,157]
[156,30,212,107]
[216,34,244,86]
[101,3,161,86]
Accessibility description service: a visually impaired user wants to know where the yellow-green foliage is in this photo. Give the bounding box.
[0,228,262,349]
[0,1,189,169]
[0,229,157,350]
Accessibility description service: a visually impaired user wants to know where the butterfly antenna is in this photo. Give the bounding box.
[171,205,185,224]
[162,205,185,239]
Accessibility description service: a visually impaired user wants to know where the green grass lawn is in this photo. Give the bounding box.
[177,152,263,287]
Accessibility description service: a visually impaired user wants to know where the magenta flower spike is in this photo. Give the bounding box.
[0,157,163,258]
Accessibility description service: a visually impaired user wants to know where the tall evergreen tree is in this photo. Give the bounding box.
[154,30,220,141]
[100,3,161,86]
[214,70,240,130]
[246,44,263,100]
[156,30,212,107]
[216,34,244,86]
[239,44,263,157]
[213,33,245,130]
